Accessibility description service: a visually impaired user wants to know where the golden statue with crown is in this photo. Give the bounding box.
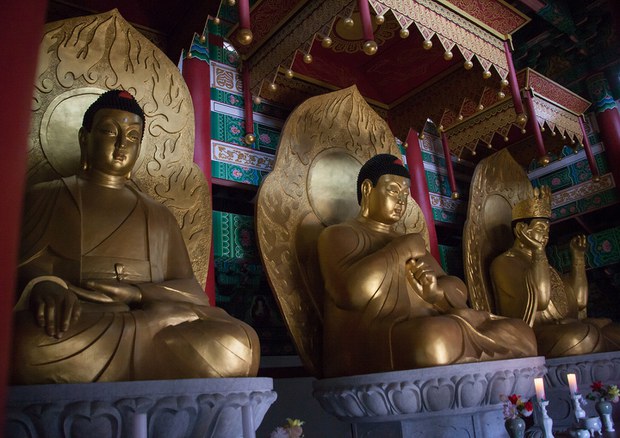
[490,183,620,357]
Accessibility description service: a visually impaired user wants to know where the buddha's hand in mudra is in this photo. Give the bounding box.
[406,258,442,303]
[30,281,81,339]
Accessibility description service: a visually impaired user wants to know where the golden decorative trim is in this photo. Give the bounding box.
[551,173,614,209]
[369,0,509,78]
[532,96,583,142]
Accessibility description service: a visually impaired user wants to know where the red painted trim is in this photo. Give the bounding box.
[406,129,440,262]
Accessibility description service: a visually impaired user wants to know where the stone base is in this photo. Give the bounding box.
[7,377,276,438]
[544,351,620,431]
[313,356,547,438]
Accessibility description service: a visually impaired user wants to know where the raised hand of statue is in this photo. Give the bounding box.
[406,258,442,303]
[81,279,142,304]
[569,234,587,260]
[30,282,81,338]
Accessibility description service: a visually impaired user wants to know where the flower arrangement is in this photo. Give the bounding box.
[586,381,620,403]
[501,394,534,420]
[270,418,305,438]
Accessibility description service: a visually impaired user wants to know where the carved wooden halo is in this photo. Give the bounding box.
[256,85,429,376]
[29,9,211,287]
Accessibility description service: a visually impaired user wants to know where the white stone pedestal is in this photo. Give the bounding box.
[543,351,620,431]
[6,377,276,438]
[313,356,547,438]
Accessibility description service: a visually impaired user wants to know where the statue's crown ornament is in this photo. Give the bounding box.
[512,186,552,221]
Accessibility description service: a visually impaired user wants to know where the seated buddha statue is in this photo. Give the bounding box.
[490,185,620,357]
[317,154,537,377]
[12,90,259,384]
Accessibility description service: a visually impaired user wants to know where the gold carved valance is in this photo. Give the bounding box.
[368,0,511,78]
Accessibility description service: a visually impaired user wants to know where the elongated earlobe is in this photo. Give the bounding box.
[359,180,373,217]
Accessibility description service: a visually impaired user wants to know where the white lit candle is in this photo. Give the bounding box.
[535,377,546,401]
[567,373,578,395]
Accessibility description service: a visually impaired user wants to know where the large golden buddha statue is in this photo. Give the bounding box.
[490,183,620,357]
[317,154,537,376]
[12,90,259,384]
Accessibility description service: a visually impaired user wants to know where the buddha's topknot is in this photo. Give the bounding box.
[82,90,145,133]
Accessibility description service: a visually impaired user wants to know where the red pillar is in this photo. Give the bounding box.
[503,41,525,117]
[578,116,600,180]
[405,129,440,261]
[182,55,216,306]
[587,72,620,192]
[0,0,47,428]
[440,132,459,198]
[523,90,549,164]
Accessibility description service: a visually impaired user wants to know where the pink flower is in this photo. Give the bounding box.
[602,240,612,252]
[259,133,271,144]
[230,126,240,134]
[232,169,242,178]
[551,177,561,186]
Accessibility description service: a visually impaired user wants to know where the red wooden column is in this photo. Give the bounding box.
[523,90,550,165]
[405,129,440,261]
[503,41,525,119]
[0,0,47,428]
[578,116,600,181]
[587,72,620,193]
[440,132,459,199]
[182,54,216,306]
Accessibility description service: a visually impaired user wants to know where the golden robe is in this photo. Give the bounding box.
[319,219,537,377]
[13,176,259,383]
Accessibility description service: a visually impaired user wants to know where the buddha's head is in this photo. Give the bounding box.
[511,186,552,247]
[357,154,411,224]
[78,90,145,179]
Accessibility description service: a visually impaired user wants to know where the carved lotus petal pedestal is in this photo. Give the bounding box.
[543,351,620,431]
[6,378,276,438]
[313,357,546,438]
